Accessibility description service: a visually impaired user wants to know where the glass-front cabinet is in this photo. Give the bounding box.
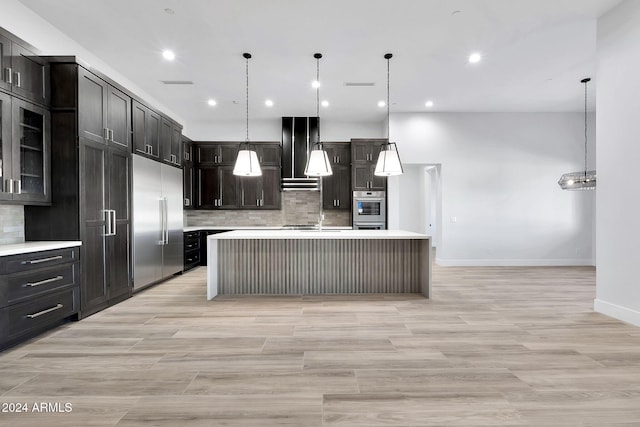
[0,93,50,204]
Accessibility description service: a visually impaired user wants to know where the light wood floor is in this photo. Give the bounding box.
[2,264,640,426]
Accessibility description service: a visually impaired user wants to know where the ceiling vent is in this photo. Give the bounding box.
[344,82,375,87]
[161,80,194,85]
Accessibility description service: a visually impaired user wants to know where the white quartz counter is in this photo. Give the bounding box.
[184,226,353,232]
[208,229,430,240]
[0,241,82,257]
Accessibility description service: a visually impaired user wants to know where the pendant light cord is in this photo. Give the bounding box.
[245,55,249,143]
[387,56,390,141]
[583,79,588,174]
[315,53,321,144]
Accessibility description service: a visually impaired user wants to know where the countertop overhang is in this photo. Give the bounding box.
[0,241,83,257]
[208,229,430,240]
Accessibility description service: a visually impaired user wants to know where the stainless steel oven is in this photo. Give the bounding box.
[353,222,385,230]
[353,191,386,229]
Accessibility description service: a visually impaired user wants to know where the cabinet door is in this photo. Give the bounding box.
[197,144,217,164]
[79,141,109,315]
[255,143,281,166]
[219,165,239,208]
[106,85,131,151]
[260,167,281,209]
[183,140,194,208]
[240,176,260,208]
[107,147,131,301]
[0,35,11,93]
[352,142,373,162]
[10,43,49,105]
[146,110,161,159]
[132,101,147,155]
[0,91,11,201]
[371,165,387,190]
[324,143,350,165]
[11,98,50,204]
[78,68,107,145]
[352,164,372,190]
[171,124,182,165]
[160,118,172,163]
[335,166,351,209]
[197,166,220,209]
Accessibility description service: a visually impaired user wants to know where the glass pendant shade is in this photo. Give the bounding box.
[559,77,595,191]
[233,148,262,176]
[374,142,403,176]
[304,146,333,177]
[558,170,596,190]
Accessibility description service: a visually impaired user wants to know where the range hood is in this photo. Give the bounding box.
[281,117,319,191]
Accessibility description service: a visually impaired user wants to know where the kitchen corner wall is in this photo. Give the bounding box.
[185,191,350,227]
[0,205,25,244]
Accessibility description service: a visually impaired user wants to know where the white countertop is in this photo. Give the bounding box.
[185,226,353,232]
[208,229,430,240]
[0,241,82,257]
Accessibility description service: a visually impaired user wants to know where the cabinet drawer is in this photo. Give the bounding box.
[184,249,201,266]
[1,247,79,275]
[4,287,77,342]
[1,263,78,306]
[184,237,200,251]
[184,231,200,240]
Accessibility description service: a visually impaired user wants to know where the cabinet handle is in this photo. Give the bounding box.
[24,275,64,288]
[184,152,190,161]
[184,198,190,206]
[26,304,64,319]
[6,178,13,194]
[337,200,340,207]
[15,179,21,195]
[109,129,114,141]
[111,210,117,236]
[104,128,109,139]
[22,255,63,265]
[4,67,12,84]
[15,71,21,88]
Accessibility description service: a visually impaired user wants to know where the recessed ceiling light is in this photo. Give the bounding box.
[468,52,482,64]
[378,100,386,107]
[425,100,434,107]
[321,100,329,107]
[265,99,274,107]
[311,80,320,89]
[162,50,176,61]
[207,99,217,107]
[164,8,175,15]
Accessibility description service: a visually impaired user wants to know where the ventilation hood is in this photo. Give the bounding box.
[281,117,319,191]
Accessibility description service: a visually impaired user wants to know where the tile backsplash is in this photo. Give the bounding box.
[185,191,351,227]
[0,205,25,244]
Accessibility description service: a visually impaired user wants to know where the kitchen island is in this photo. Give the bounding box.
[206,230,431,299]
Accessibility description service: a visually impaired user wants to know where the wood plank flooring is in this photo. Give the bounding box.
[2,264,640,425]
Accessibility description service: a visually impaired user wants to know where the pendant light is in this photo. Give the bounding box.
[233,52,262,177]
[374,53,404,176]
[304,53,333,177]
[558,78,596,190]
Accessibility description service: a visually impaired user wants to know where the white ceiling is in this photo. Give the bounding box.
[19,0,621,126]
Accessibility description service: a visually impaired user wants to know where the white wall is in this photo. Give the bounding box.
[0,0,182,124]
[595,0,640,326]
[390,112,595,266]
[185,118,383,141]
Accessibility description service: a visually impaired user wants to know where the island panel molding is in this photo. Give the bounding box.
[207,230,431,299]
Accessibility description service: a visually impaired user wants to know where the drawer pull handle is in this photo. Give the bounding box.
[26,304,64,319]
[22,255,63,265]
[24,275,64,287]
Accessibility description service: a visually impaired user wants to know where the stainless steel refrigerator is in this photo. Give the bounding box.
[132,154,184,291]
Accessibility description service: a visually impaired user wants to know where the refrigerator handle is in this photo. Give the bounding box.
[159,198,166,245]
[103,210,111,236]
[162,197,169,245]
[111,210,117,236]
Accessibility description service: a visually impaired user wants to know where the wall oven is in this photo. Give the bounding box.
[353,191,386,229]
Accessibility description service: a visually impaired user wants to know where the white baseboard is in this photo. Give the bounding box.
[594,299,640,327]
[435,258,595,267]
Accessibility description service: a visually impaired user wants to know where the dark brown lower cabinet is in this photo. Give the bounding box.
[0,246,80,350]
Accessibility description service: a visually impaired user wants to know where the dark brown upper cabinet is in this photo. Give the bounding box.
[351,138,387,191]
[78,67,131,151]
[0,91,51,205]
[132,100,160,159]
[0,31,49,106]
[322,142,351,210]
